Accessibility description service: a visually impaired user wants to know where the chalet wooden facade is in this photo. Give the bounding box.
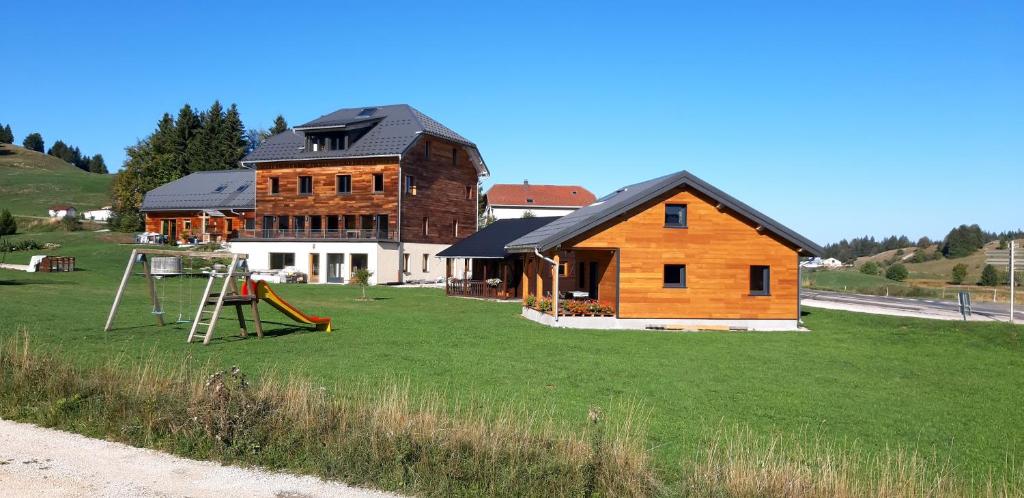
[505,171,823,331]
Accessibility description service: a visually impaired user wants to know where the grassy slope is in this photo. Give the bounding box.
[1,231,1022,487]
[853,242,997,283]
[0,144,113,217]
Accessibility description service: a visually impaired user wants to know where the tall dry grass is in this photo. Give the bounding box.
[0,331,657,497]
[679,426,1022,498]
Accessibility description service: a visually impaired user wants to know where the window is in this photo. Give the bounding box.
[750,266,771,296]
[422,254,429,272]
[452,147,457,166]
[183,219,192,231]
[213,184,227,193]
[665,204,687,228]
[269,177,280,194]
[403,253,410,272]
[425,141,431,160]
[405,175,416,195]
[357,107,377,117]
[226,219,234,232]
[578,262,586,287]
[236,184,249,193]
[310,215,322,232]
[298,176,313,195]
[343,215,356,230]
[278,215,289,230]
[664,264,687,288]
[466,185,473,200]
[326,215,339,232]
[269,253,295,270]
[452,218,459,237]
[244,218,255,230]
[526,198,534,204]
[559,262,569,277]
[329,135,347,151]
[294,216,306,232]
[372,173,384,192]
[422,216,429,235]
[336,175,351,194]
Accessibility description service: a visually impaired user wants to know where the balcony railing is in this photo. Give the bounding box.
[236,228,397,241]
[445,279,515,300]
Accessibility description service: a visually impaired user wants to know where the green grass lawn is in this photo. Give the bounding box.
[0,143,113,217]
[2,230,1022,487]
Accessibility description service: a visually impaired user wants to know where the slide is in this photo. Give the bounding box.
[246,280,332,332]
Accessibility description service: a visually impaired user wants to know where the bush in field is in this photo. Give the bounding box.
[885,263,909,282]
[351,267,374,300]
[60,214,81,232]
[979,264,1001,286]
[859,261,881,276]
[0,209,16,235]
[951,263,968,284]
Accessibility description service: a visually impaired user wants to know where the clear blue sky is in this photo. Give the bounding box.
[2,1,1021,243]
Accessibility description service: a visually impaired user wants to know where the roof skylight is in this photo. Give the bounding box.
[213,184,228,193]
[357,107,378,117]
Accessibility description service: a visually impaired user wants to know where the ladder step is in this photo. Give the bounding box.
[197,322,210,327]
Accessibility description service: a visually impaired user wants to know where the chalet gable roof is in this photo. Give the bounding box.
[241,104,488,177]
[505,170,824,257]
[140,169,255,212]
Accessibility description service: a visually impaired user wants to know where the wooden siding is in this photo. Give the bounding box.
[400,137,479,245]
[145,210,251,242]
[255,159,400,234]
[568,187,800,319]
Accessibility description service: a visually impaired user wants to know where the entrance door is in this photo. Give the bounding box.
[161,219,177,244]
[309,254,320,283]
[588,262,599,299]
[262,216,274,238]
[375,214,389,239]
[326,254,344,283]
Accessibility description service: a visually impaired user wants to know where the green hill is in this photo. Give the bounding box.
[0,143,113,217]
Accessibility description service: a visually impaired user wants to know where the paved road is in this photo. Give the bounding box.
[803,289,1024,323]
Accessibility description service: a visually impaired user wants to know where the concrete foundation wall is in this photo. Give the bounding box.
[522,307,802,331]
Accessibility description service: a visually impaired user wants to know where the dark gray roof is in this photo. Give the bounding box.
[505,170,824,256]
[241,104,486,176]
[437,217,559,259]
[140,169,255,212]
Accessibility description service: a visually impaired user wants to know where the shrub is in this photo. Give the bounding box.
[0,239,42,252]
[885,263,908,282]
[536,298,553,312]
[351,267,374,300]
[979,264,1001,286]
[859,261,881,276]
[524,295,536,308]
[0,209,16,235]
[911,250,926,263]
[562,299,614,316]
[60,214,81,232]
[951,263,968,284]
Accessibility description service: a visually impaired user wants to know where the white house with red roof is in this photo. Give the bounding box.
[484,181,595,220]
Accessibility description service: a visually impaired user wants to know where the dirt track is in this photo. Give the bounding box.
[0,418,401,498]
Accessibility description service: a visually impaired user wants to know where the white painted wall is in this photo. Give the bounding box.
[83,209,112,221]
[486,205,576,220]
[230,241,399,285]
[400,242,466,282]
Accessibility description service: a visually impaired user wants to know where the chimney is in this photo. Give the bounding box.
[523,179,529,185]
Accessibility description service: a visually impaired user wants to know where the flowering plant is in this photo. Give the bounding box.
[485,278,502,287]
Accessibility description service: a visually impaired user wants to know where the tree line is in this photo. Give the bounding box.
[824,225,1024,263]
[0,119,108,173]
[109,101,287,231]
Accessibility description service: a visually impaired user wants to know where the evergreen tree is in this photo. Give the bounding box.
[270,114,288,134]
[885,263,908,282]
[173,104,201,175]
[220,104,247,168]
[951,263,968,284]
[22,133,44,152]
[47,140,71,160]
[0,124,13,144]
[979,264,1001,286]
[942,224,985,258]
[187,101,224,171]
[88,154,108,174]
[0,209,17,235]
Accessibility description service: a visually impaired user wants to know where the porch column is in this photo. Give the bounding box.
[551,252,560,319]
[522,256,529,305]
[535,256,544,302]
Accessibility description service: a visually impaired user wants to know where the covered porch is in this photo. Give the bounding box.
[519,248,618,318]
[443,257,521,300]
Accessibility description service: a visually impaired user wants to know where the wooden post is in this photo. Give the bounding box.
[552,253,560,319]
[142,254,164,326]
[535,256,544,303]
[522,256,529,304]
[1010,240,1015,325]
[250,299,264,338]
[105,249,138,331]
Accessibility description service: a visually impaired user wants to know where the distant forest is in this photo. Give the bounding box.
[823,225,1024,263]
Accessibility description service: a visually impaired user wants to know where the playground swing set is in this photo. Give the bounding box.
[104,248,332,345]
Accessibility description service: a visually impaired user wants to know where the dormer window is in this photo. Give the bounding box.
[329,135,348,151]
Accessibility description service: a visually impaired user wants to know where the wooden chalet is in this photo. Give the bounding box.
[141,169,255,244]
[505,170,824,331]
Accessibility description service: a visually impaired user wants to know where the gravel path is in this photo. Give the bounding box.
[0,418,403,498]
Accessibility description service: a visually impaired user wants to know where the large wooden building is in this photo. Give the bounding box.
[505,170,823,331]
[229,104,488,284]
